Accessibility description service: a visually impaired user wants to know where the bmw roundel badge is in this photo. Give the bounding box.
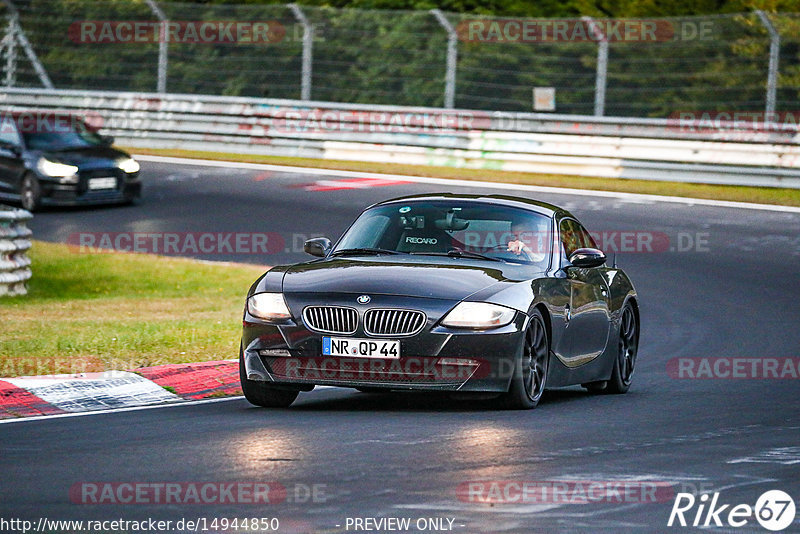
[357,295,371,304]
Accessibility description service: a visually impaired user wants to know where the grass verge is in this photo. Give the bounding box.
[130,147,800,208]
[0,241,265,377]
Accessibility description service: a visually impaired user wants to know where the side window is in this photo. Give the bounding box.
[0,119,21,146]
[559,219,582,258]
[575,222,597,249]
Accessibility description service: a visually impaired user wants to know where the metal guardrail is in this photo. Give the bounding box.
[0,204,32,297]
[2,87,800,188]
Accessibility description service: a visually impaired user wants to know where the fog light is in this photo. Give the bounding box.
[259,349,291,357]
[438,357,479,366]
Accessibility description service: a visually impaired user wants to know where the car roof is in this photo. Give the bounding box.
[373,192,572,219]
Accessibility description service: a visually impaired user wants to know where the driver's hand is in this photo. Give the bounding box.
[508,239,545,261]
[507,239,526,255]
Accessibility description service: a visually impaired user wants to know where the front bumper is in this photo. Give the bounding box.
[40,171,141,206]
[241,295,527,393]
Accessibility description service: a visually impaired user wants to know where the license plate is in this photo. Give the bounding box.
[322,337,400,359]
[88,177,117,190]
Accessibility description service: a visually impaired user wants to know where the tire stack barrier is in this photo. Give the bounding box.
[0,204,33,297]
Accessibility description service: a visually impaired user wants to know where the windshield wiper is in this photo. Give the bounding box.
[411,248,503,262]
[331,247,405,256]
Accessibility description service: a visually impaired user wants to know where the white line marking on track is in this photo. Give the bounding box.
[0,385,338,425]
[135,154,800,214]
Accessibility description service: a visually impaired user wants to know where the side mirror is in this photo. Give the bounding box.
[568,248,606,268]
[304,237,331,258]
[100,135,115,145]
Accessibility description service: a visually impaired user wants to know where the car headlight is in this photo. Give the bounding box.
[37,157,78,180]
[247,293,292,322]
[117,157,140,174]
[440,302,516,329]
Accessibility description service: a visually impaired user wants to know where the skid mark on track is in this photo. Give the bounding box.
[729,446,800,465]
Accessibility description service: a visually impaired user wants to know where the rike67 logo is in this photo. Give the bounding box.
[668,490,796,531]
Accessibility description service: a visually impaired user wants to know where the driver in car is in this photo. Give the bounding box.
[507,218,548,263]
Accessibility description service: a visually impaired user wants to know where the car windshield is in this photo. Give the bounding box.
[21,118,105,151]
[335,200,552,266]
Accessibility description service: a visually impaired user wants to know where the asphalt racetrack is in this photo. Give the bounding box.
[2,157,799,533]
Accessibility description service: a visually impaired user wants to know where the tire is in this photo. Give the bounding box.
[497,310,549,410]
[20,174,42,212]
[605,302,639,394]
[238,347,299,408]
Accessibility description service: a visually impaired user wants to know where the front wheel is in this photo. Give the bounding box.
[20,174,42,212]
[497,310,549,410]
[239,347,299,408]
[605,302,639,394]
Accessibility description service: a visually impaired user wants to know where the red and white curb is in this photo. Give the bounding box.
[0,360,241,420]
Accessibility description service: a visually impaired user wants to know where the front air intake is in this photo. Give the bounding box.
[364,309,426,336]
[303,306,358,335]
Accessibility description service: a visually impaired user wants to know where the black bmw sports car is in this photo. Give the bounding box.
[240,193,639,409]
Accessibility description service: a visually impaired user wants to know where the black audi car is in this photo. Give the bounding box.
[240,193,639,409]
[0,112,141,210]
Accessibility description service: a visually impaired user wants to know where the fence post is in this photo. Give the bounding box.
[3,14,16,87]
[582,16,607,117]
[430,9,457,109]
[145,0,168,93]
[288,4,312,101]
[1,0,53,88]
[755,10,780,119]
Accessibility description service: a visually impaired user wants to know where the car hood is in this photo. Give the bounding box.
[37,146,129,170]
[281,256,525,301]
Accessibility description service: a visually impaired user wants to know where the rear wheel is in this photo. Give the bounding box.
[497,310,549,410]
[20,174,42,212]
[605,303,638,394]
[238,347,299,408]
